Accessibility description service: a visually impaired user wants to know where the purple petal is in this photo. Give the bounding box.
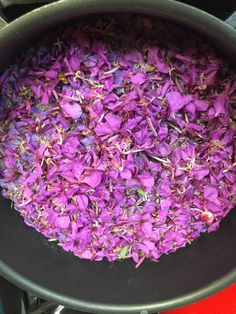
[75,194,89,210]
[72,162,83,180]
[105,113,122,130]
[138,174,155,188]
[4,154,15,168]
[131,73,146,85]
[213,94,227,116]
[94,123,112,136]
[192,167,209,180]
[45,69,58,79]
[62,102,82,119]
[167,91,185,114]
[120,169,132,179]
[56,216,70,228]
[160,198,172,211]
[83,172,102,188]
[204,186,218,202]
[194,99,208,111]
[156,59,169,74]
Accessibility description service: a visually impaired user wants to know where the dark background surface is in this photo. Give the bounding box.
[0,1,235,314]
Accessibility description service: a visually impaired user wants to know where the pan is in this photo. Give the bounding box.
[0,1,235,313]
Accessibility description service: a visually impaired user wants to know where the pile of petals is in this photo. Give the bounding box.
[0,16,235,265]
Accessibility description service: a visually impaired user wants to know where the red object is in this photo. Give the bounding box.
[162,284,236,314]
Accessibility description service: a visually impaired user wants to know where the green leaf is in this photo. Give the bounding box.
[137,188,146,197]
[119,245,129,259]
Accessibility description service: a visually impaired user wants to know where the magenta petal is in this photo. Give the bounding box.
[83,172,102,188]
[72,162,83,180]
[160,198,172,211]
[213,94,227,116]
[143,240,156,251]
[120,169,132,179]
[56,216,70,228]
[131,72,146,85]
[167,91,185,114]
[142,221,153,234]
[158,209,168,220]
[31,85,41,98]
[185,103,195,114]
[204,186,218,202]
[94,123,112,136]
[62,102,82,119]
[192,168,209,180]
[41,92,49,105]
[75,194,89,210]
[156,59,168,74]
[105,113,122,130]
[45,69,58,79]
[80,250,93,259]
[37,144,46,157]
[4,154,15,168]
[138,174,155,188]
[194,99,208,111]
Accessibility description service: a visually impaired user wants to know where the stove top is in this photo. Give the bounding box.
[0,1,235,314]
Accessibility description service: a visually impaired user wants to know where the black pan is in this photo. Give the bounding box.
[0,1,235,313]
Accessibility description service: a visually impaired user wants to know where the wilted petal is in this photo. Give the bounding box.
[75,194,89,210]
[214,94,227,116]
[167,91,185,114]
[120,169,132,179]
[56,216,70,228]
[83,172,102,188]
[80,250,93,259]
[4,154,15,168]
[138,174,155,188]
[160,198,172,211]
[131,73,146,85]
[62,102,82,119]
[194,99,208,111]
[204,186,218,202]
[72,162,83,180]
[45,69,58,79]
[192,167,209,180]
[94,123,112,136]
[105,113,122,130]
